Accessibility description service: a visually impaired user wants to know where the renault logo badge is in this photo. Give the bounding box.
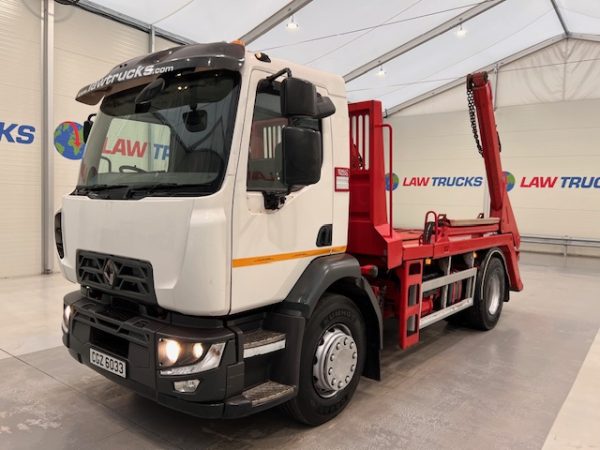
[102,259,117,286]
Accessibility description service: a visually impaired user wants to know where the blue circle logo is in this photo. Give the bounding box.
[503,171,515,192]
[385,173,399,191]
[54,121,85,160]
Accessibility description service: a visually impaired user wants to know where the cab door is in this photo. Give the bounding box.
[230,70,334,314]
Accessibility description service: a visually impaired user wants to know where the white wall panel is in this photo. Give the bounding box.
[565,39,600,100]
[387,111,485,230]
[0,0,42,277]
[497,40,566,106]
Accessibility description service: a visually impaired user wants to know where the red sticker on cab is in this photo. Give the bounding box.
[335,167,350,192]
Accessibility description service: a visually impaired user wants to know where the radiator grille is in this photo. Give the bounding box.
[76,250,157,304]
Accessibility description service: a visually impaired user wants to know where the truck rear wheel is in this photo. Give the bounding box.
[282,294,366,426]
[467,256,506,330]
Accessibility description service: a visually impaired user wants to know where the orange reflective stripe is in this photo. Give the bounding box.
[232,246,347,268]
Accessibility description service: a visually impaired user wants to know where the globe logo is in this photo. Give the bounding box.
[54,121,85,160]
[503,171,516,192]
[385,172,399,191]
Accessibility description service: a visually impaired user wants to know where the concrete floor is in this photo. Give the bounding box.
[0,261,599,449]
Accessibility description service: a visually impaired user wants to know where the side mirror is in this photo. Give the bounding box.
[281,77,317,117]
[282,126,321,186]
[83,113,96,143]
[315,94,336,119]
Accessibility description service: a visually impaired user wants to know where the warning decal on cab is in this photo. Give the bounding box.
[335,167,350,192]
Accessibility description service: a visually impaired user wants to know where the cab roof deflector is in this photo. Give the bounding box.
[76,42,245,105]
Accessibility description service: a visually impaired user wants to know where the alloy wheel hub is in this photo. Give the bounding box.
[487,275,501,315]
[313,325,357,398]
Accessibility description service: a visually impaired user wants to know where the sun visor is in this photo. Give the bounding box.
[76,42,245,105]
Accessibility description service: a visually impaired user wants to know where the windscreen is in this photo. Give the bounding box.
[76,70,240,198]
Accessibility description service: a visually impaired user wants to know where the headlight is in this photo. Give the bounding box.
[62,305,72,333]
[158,339,226,376]
[192,343,204,359]
[164,339,181,364]
[158,338,209,368]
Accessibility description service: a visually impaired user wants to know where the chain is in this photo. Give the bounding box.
[467,87,483,157]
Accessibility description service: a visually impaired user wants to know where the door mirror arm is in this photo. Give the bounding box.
[262,190,288,210]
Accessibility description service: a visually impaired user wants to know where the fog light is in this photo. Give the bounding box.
[174,379,200,393]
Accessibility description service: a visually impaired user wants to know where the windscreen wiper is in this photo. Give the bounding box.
[125,182,214,198]
[73,184,129,195]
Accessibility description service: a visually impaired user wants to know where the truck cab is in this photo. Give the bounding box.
[59,41,365,423]
[58,41,522,425]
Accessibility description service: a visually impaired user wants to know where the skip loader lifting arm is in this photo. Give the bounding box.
[468,72,523,291]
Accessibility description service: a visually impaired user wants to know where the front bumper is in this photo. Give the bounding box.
[62,291,292,418]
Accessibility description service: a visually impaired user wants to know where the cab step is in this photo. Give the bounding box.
[242,381,295,407]
[243,329,286,358]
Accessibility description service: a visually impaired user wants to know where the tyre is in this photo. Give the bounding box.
[466,255,507,330]
[282,293,366,426]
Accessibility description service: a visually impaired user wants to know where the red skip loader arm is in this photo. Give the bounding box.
[469,73,519,244]
[468,72,523,290]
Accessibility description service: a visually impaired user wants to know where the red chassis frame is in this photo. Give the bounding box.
[347,72,523,349]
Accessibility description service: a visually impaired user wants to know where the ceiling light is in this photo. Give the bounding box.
[376,65,386,77]
[456,22,467,38]
[286,15,299,30]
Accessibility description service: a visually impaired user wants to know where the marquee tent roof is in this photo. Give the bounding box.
[77,0,600,112]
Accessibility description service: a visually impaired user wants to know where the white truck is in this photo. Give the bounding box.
[57,41,522,425]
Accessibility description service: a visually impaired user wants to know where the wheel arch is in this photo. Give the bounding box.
[479,247,510,302]
[327,276,382,380]
[278,253,382,381]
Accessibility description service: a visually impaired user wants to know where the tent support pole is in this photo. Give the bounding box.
[41,0,55,275]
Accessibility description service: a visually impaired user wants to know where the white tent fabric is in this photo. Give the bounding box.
[344,0,563,110]
[88,0,291,42]
[249,0,484,75]
[559,0,600,33]
[82,0,600,111]
[395,38,600,115]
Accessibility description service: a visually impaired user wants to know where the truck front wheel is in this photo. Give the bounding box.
[282,293,366,426]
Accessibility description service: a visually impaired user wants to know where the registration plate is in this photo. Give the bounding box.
[90,348,127,378]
